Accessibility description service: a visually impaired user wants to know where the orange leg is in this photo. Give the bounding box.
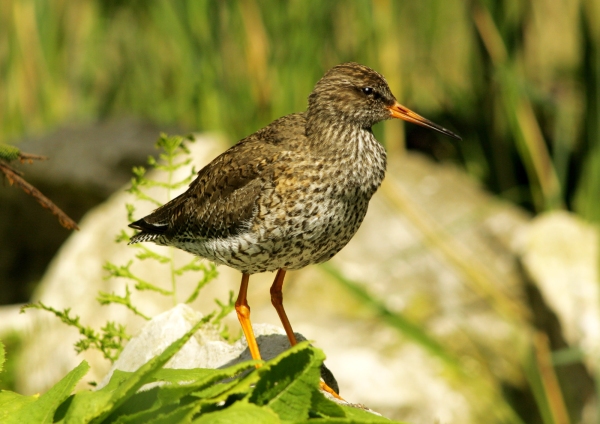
[270,269,298,346]
[235,273,262,365]
[270,269,344,400]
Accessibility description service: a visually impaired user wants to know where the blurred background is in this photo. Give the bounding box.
[1,0,599,423]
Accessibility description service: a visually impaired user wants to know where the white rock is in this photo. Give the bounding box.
[518,210,600,372]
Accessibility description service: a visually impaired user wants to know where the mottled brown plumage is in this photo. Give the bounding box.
[129,63,460,397]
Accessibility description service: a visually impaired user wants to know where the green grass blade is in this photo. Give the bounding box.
[6,360,89,424]
[321,264,462,373]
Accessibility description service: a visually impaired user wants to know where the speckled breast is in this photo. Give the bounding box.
[179,187,372,274]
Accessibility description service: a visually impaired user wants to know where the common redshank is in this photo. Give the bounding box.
[129,62,460,397]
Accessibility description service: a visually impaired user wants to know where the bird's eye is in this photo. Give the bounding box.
[362,87,374,95]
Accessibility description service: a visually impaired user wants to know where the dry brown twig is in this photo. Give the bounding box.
[0,146,79,231]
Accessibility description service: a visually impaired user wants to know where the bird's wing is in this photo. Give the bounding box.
[129,139,283,241]
[129,113,308,243]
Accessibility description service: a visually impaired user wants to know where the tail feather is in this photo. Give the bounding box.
[128,218,168,244]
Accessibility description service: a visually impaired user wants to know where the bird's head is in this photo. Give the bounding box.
[307,62,460,140]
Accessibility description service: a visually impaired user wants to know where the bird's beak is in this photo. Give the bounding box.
[387,101,461,140]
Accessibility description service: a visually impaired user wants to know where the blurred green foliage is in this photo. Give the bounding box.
[2,0,599,221]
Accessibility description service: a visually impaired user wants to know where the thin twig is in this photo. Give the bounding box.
[18,152,48,163]
[0,161,79,230]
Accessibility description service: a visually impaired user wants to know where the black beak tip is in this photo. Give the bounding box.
[448,130,462,141]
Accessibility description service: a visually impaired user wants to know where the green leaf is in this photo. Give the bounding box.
[187,362,263,406]
[339,405,395,422]
[143,403,200,424]
[248,341,322,421]
[155,361,257,405]
[4,361,90,424]
[310,390,346,418]
[192,401,281,424]
[153,368,225,384]
[297,408,398,424]
[112,404,180,424]
[0,391,37,422]
[64,318,206,423]
[105,386,162,423]
[103,369,137,391]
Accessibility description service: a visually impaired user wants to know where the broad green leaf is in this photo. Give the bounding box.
[144,403,201,424]
[310,390,346,418]
[108,387,198,424]
[152,368,221,384]
[340,405,394,422]
[297,410,396,424]
[87,356,256,422]
[103,369,137,391]
[104,386,161,422]
[5,361,89,424]
[190,378,244,401]
[192,401,280,424]
[195,343,328,411]
[158,361,257,405]
[112,402,180,424]
[249,341,322,421]
[64,318,206,423]
[0,391,37,421]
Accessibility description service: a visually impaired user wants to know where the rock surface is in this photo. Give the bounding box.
[518,211,600,372]
[98,304,350,407]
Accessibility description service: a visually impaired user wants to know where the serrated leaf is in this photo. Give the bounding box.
[248,341,323,421]
[144,402,200,424]
[104,369,136,391]
[192,401,281,424]
[108,361,256,423]
[64,318,206,423]
[106,386,161,422]
[338,405,396,422]
[0,391,37,421]
[3,361,89,424]
[152,368,226,384]
[297,413,395,424]
[310,390,346,418]
[154,361,257,405]
[186,362,263,406]
[112,402,180,424]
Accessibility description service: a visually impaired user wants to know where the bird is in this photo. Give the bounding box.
[128,62,460,398]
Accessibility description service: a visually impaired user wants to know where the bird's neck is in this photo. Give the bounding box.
[305,114,375,155]
[305,115,387,193]
[306,114,360,148]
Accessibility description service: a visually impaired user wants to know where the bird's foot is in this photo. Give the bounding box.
[319,380,345,401]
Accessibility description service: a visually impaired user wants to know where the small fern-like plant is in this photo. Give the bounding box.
[22,134,234,363]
